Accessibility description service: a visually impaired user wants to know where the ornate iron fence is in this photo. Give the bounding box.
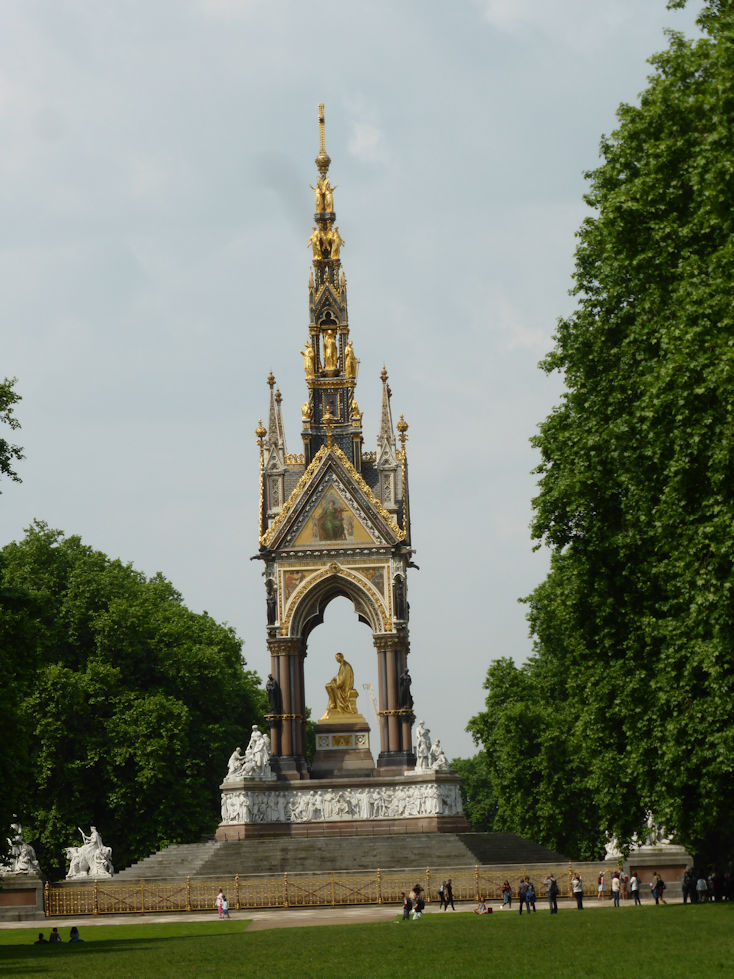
[44,862,612,916]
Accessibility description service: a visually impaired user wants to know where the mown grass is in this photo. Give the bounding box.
[0,905,731,977]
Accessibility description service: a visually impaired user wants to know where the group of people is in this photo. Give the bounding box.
[595,870,659,906]
[215,888,231,918]
[34,926,82,944]
[682,868,734,903]
[401,884,426,920]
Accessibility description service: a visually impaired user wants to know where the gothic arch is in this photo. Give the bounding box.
[286,566,388,640]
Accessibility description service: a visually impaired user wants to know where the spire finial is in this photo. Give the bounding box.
[315,103,331,177]
[267,371,275,389]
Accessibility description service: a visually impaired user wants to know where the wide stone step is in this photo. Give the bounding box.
[115,833,569,880]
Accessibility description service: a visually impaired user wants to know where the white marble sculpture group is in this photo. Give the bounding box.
[224,725,276,782]
[604,811,681,860]
[414,720,450,772]
[65,826,114,880]
[221,781,463,825]
[0,823,42,877]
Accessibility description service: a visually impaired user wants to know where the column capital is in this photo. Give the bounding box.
[372,632,409,653]
[267,636,305,656]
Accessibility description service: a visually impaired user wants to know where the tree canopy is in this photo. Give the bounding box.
[1,522,266,878]
[468,2,734,862]
[0,377,23,490]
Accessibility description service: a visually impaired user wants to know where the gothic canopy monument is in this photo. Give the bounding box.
[218,106,466,838]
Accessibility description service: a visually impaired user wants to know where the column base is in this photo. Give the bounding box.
[269,755,310,780]
[377,750,416,774]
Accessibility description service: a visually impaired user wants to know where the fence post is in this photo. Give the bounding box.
[94,879,99,915]
[475,866,480,902]
[331,872,335,907]
[44,881,49,916]
[235,873,240,911]
[140,880,145,914]
[284,872,289,908]
[426,867,431,904]
[186,876,191,912]
[377,868,382,905]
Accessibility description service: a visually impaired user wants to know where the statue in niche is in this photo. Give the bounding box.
[344,339,356,377]
[266,674,282,714]
[324,652,358,716]
[398,668,413,710]
[322,329,338,371]
[329,226,344,260]
[302,401,311,424]
[393,576,406,620]
[265,580,277,625]
[301,341,315,378]
[307,226,323,260]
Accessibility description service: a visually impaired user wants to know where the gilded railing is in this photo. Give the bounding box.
[44,862,609,916]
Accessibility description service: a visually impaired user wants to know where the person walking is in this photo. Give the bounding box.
[630,872,642,905]
[572,873,584,909]
[438,880,446,910]
[524,877,537,913]
[611,873,621,907]
[444,879,455,911]
[597,872,605,901]
[518,877,528,914]
[502,880,512,909]
[215,888,224,918]
[545,874,559,914]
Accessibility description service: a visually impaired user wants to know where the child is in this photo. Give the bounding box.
[222,894,230,918]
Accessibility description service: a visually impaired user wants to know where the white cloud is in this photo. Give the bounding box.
[348,122,387,164]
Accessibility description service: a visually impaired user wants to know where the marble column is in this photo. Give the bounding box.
[266,635,307,777]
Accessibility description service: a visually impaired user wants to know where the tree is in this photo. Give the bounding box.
[465,658,605,859]
[522,1,734,862]
[0,377,23,489]
[1,522,267,878]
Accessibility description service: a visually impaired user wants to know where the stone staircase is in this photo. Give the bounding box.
[115,833,568,880]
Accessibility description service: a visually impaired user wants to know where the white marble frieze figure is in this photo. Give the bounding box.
[0,822,43,877]
[65,826,114,879]
[220,781,463,825]
[223,725,276,782]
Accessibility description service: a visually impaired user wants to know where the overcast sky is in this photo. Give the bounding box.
[2,1,701,759]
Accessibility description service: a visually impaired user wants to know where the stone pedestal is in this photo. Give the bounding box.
[311,717,374,778]
[217,771,469,839]
[0,875,45,921]
[626,844,693,896]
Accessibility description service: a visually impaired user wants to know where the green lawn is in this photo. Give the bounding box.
[0,906,732,977]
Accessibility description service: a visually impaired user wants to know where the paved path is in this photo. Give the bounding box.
[0,897,684,933]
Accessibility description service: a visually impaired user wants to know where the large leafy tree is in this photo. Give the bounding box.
[0,377,23,489]
[1,522,266,878]
[469,1,734,862]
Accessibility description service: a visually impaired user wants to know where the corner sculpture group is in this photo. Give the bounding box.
[0,823,114,880]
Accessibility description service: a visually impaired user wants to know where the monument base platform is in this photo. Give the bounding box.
[0,875,45,921]
[218,771,468,839]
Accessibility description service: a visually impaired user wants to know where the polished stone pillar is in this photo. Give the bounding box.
[374,633,414,772]
[266,635,308,777]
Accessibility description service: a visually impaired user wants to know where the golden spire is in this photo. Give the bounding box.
[315,103,331,177]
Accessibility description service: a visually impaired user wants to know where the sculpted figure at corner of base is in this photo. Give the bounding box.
[65,826,113,880]
[1,823,42,877]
